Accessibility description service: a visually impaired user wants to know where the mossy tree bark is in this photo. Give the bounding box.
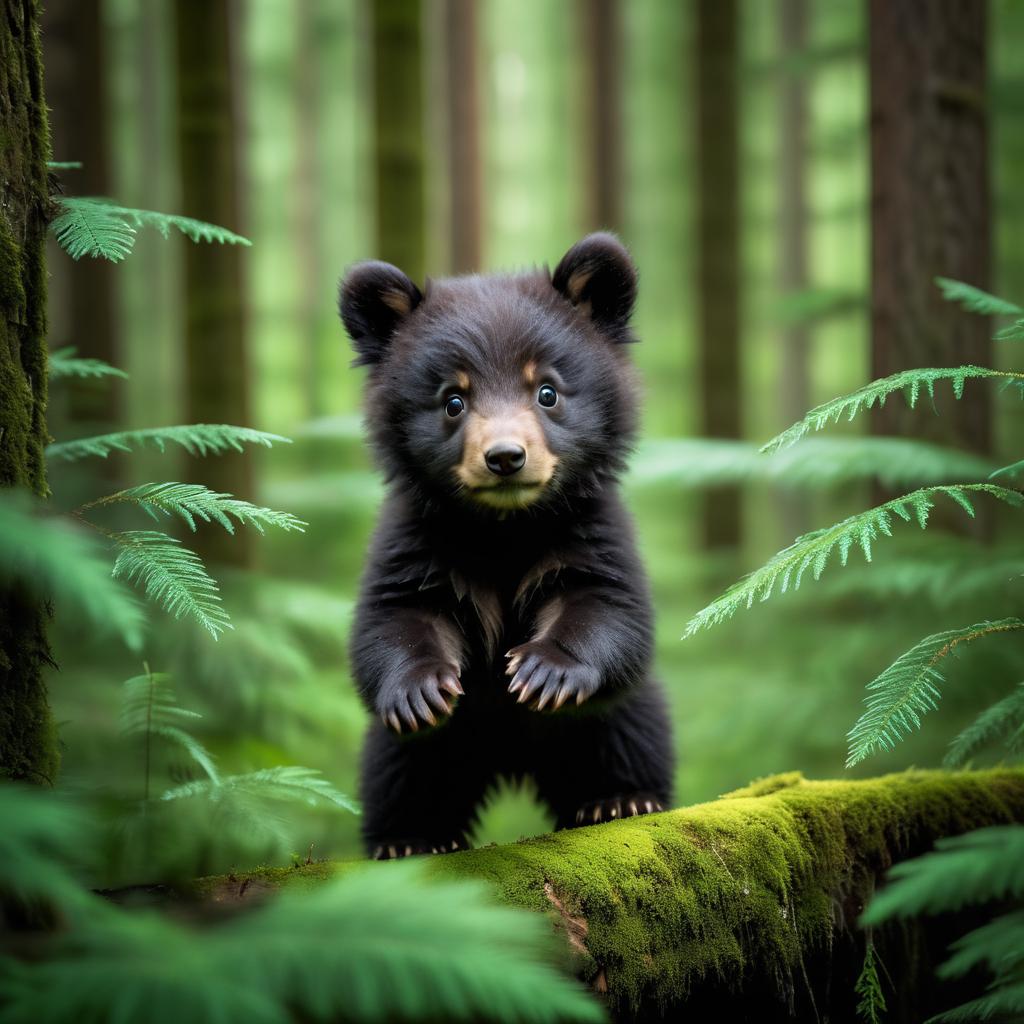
[0,0,58,783]
[199,770,1024,1021]
[173,0,254,568]
[371,0,426,286]
[695,0,742,550]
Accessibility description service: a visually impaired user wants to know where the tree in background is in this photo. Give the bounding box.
[442,0,482,274]
[0,0,58,782]
[372,0,426,285]
[580,0,622,233]
[869,0,991,454]
[173,0,254,568]
[695,0,742,549]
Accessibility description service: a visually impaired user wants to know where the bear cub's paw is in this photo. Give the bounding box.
[377,661,463,734]
[370,837,467,859]
[573,793,665,826]
[505,640,601,711]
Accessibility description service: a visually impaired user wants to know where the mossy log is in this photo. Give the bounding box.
[194,768,1024,1021]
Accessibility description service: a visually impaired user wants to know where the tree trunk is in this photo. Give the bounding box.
[869,0,991,452]
[0,0,58,783]
[777,0,810,539]
[173,0,253,568]
[442,0,482,274]
[695,0,742,549]
[580,0,622,233]
[195,769,1024,1021]
[40,0,119,445]
[371,0,426,285]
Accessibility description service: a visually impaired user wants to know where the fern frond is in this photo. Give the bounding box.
[937,909,1024,982]
[160,765,359,815]
[50,197,250,263]
[47,424,290,462]
[47,346,128,381]
[944,683,1024,768]
[629,437,997,491]
[50,198,136,262]
[761,367,1023,454]
[120,673,218,783]
[845,619,1024,767]
[88,483,306,535]
[111,531,231,640]
[934,277,1023,316]
[47,160,83,170]
[862,825,1024,922]
[683,485,1024,637]
[996,319,1024,342]
[929,982,1024,1023]
[854,941,887,1024]
[0,492,144,649]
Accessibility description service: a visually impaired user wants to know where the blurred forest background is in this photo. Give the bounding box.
[38,0,1024,881]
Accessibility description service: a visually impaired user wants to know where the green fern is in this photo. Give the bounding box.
[160,765,358,814]
[760,367,1024,454]
[845,619,1024,767]
[120,672,219,789]
[86,483,307,535]
[51,196,251,262]
[854,940,887,1024]
[989,457,1024,480]
[47,424,290,462]
[996,319,1024,342]
[684,485,1024,638]
[111,531,231,640]
[934,277,1023,316]
[46,160,83,170]
[0,492,144,650]
[944,683,1024,768]
[47,346,128,381]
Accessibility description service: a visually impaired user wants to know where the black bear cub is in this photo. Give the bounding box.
[339,233,674,858]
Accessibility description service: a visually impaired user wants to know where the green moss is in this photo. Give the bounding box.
[195,768,1024,1012]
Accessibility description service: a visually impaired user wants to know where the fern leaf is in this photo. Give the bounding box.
[0,492,144,649]
[934,277,1023,316]
[47,424,290,462]
[50,197,250,263]
[995,319,1024,342]
[761,367,1024,454]
[47,160,83,169]
[47,346,128,381]
[854,941,887,1024]
[50,198,136,262]
[943,683,1024,768]
[845,619,1024,768]
[862,825,1024,922]
[929,982,1024,1023]
[936,908,1024,982]
[111,531,231,640]
[684,486,1024,637]
[89,482,306,535]
[161,765,359,815]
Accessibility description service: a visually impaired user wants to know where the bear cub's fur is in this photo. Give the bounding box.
[339,233,674,858]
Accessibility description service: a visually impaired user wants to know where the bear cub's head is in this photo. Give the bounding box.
[339,233,641,514]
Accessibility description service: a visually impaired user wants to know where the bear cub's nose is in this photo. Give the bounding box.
[485,443,527,477]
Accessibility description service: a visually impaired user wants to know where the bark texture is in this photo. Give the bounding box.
[0,0,58,782]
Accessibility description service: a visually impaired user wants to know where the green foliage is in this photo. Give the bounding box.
[854,940,887,1024]
[684,486,1023,637]
[846,620,1024,768]
[995,319,1024,342]
[933,277,1023,316]
[50,196,251,263]
[87,482,307,535]
[761,366,1024,454]
[111,531,231,639]
[47,423,290,462]
[47,346,128,381]
[944,683,1024,768]
[0,492,144,649]
[46,160,82,170]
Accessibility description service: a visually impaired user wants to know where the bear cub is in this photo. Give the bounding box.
[339,233,674,858]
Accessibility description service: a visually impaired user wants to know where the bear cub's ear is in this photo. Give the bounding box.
[339,261,423,367]
[552,232,637,338]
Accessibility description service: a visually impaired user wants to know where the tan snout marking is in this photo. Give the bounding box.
[455,404,558,507]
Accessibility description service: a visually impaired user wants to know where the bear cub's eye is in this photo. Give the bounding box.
[537,384,558,408]
[444,395,466,418]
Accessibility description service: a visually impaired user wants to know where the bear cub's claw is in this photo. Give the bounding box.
[371,837,466,859]
[573,794,664,826]
[505,640,601,711]
[377,662,463,734]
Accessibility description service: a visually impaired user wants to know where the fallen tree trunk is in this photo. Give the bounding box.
[196,768,1024,1021]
